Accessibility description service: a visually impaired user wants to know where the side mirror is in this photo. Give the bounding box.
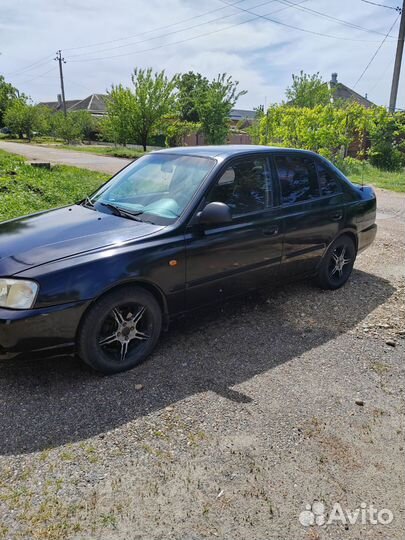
[198,202,232,226]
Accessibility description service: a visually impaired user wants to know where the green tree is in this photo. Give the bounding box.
[176,71,209,122]
[259,102,366,157]
[248,105,265,144]
[368,108,405,170]
[34,105,53,136]
[0,75,19,127]
[4,100,49,141]
[285,71,333,108]
[130,68,178,151]
[106,69,178,151]
[73,110,97,142]
[52,111,94,143]
[196,74,247,145]
[104,85,135,146]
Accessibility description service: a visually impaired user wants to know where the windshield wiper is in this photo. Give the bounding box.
[98,202,154,223]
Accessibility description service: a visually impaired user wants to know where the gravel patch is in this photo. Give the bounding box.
[0,188,404,539]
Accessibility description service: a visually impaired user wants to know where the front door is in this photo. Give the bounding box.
[185,155,283,309]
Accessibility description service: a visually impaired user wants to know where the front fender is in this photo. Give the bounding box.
[17,235,186,315]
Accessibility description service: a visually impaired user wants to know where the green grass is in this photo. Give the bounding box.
[344,162,405,193]
[53,144,146,160]
[0,150,109,222]
[1,136,147,159]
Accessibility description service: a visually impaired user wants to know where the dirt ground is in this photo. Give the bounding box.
[0,187,404,540]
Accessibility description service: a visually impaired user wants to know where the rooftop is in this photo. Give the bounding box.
[40,94,108,115]
[155,145,317,159]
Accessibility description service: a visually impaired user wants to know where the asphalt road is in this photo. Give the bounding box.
[0,163,404,537]
[0,141,131,174]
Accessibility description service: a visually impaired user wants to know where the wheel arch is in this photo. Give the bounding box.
[76,279,170,341]
[317,229,358,271]
[327,229,358,255]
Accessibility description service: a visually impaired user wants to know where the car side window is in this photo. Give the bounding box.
[316,161,342,196]
[275,155,320,204]
[207,157,271,216]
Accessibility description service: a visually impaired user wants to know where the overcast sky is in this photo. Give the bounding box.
[1,0,404,110]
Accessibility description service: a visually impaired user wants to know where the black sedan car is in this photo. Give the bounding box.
[0,146,376,373]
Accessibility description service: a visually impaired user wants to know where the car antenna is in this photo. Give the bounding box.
[361,159,365,191]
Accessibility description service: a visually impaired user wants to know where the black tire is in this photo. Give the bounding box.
[317,235,356,290]
[77,286,162,374]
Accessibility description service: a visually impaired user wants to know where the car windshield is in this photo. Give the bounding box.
[90,153,215,225]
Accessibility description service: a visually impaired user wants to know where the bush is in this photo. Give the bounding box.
[333,156,365,176]
[4,101,51,140]
[368,145,403,171]
[368,109,405,171]
[260,102,405,172]
[51,111,96,143]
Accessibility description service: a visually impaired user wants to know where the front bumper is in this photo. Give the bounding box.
[0,300,90,358]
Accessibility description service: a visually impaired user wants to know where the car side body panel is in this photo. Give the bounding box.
[185,208,284,309]
[0,146,377,359]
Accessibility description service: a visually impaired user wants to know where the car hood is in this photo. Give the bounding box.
[0,205,164,275]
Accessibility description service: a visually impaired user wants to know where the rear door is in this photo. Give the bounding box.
[272,153,345,278]
[185,154,283,308]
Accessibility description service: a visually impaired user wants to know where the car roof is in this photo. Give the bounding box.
[154,145,319,160]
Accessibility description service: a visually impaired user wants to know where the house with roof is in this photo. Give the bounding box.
[286,73,376,108]
[328,73,375,108]
[40,94,109,117]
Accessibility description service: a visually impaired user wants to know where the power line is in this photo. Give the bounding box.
[353,13,400,88]
[368,56,395,93]
[67,0,278,59]
[216,0,395,43]
[360,0,402,12]
[64,0,248,52]
[67,0,307,62]
[274,0,397,38]
[19,66,56,85]
[63,0,398,57]
[68,0,391,64]
[4,56,52,78]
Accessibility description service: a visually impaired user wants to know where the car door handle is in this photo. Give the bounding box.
[331,211,343,221]
[263,226,279,236]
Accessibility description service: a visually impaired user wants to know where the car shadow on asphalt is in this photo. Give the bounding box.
[0,269,395,455]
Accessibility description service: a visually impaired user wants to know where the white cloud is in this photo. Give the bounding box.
[1,0,403,110]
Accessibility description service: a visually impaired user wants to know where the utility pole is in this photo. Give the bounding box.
[55,50,67,116]
[389,1,405,112]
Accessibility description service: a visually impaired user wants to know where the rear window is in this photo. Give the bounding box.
[316,161,342,196]
[275,155,320,204]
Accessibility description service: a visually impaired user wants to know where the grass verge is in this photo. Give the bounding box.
[349,164,405,193]
[51,144,146,160]
[0,150,109,222]
[1,137,147,160]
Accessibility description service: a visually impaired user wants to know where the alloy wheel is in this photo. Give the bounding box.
[98,303,151,363]
[328,245,352,283]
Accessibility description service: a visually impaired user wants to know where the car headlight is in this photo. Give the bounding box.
[0,279,39,309]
